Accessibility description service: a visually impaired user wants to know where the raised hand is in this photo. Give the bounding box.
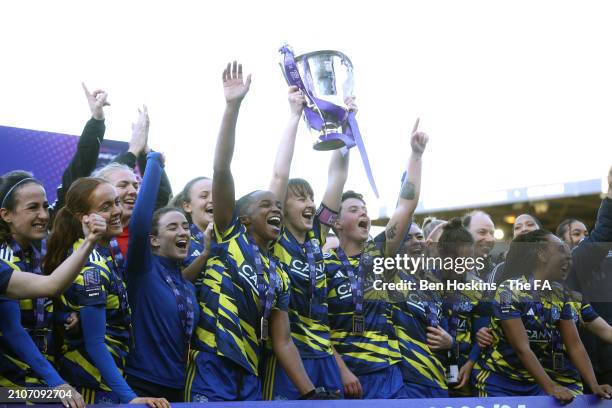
[288,85,306,116]
[345,96,358,114]
[203,222,214,255]
[128,105,150,156]
[410,118,428,155]
[223,61,251,105]
[82,82,110,121]
[82,213,107,243]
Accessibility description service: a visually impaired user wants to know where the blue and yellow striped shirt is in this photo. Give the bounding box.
[325,239,401,376]
[193,215,290,375]
[58,240,132,390]
[272,217,331,358]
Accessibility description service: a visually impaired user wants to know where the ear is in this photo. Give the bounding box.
[239,214,251,226]
[182,201,192,214]
[0,208,11,224]
[150,234,160,250]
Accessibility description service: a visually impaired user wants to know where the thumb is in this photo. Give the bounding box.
[245,74,252,88]
[82,215,89,224]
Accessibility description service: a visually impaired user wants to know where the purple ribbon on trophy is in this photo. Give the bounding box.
[279,45,379,198]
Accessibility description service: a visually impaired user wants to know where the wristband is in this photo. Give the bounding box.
[316,203,338,227]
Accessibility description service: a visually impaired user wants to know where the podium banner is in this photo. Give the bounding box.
[0,125,128,203]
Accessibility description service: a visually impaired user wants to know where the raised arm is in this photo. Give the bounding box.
[137,152,172,210]
[112,105,150,170]
[316,98,354,237]
[568,166,612,290]
[581,166,612,243]
[384,119,428,257]
[268,86,305,202]
[126,152,164,276]
[213,61,251,231]
[52,84,109,216]
[7,215,106,299]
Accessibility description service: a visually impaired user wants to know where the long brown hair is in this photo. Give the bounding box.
[44,177,109,274]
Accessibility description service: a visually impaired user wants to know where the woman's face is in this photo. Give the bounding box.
[283,189,316,235]
[335,198,370,244]
[88,183,123,239]
[1,183,49,245]
[513,214,539,238]
[183,179,213,231]
[562,221,588,249]
[541,234,572,282]
[105,168,138,221]
[151,211,190,260]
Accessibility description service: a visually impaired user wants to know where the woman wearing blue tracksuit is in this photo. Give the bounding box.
[124,152,200,402]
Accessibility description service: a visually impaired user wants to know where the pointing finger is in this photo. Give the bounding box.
[412,117,420,134]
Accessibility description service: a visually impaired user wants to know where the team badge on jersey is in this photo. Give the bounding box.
[309,238,321,256]
[551,305,560,322]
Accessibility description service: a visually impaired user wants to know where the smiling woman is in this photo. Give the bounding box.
[42,177,162,405]
[122,152,199,403]
[0,171,111,408]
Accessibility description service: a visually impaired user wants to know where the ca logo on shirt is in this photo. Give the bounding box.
[238,264,258,292]
[526,328,552,343]
[289,259,325,280]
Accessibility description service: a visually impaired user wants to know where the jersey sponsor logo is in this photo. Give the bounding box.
[337,282,352,300]
[526,328,552,343]
[288,259,325,280]
[238,263,259,292]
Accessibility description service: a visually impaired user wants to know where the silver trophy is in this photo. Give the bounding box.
[281,47,355,150]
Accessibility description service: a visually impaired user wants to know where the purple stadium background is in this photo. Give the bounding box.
[0,125,128,203]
